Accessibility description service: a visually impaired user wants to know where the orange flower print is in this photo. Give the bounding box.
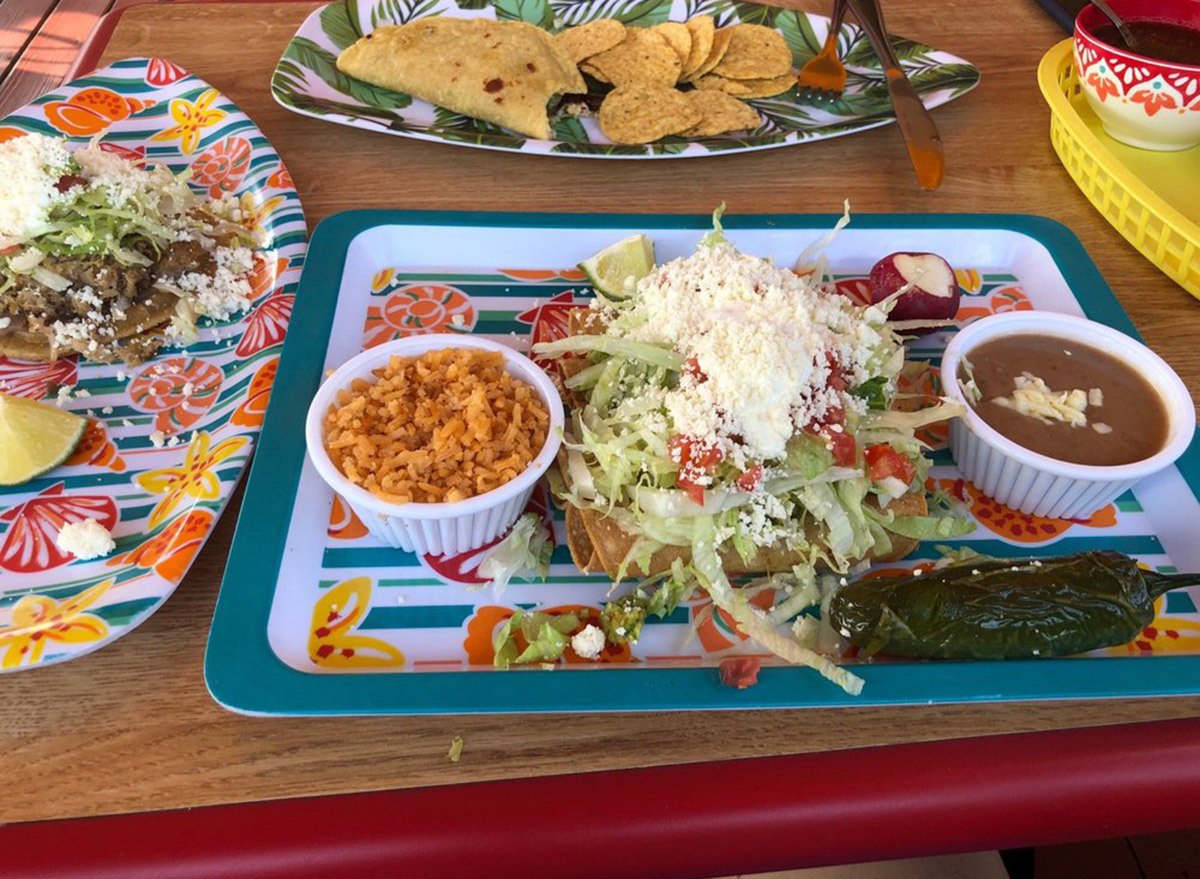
[897,363,949,449]
[65,420,126,472]
[463,605,632,666]
[328,495,369,541]
[43,88,151,136]
[1129,79,1180,117]
[150,88,226,155]
[267,163,293,189]
[189,136,251,198]
[1086,68,1120,102]
[106,508,214,583]
[693,589,775,653]
[128,357,223,435]
[0,127,25,145]
[956,285,1033,323]
[933,477,1117,543]
[309,578,405,668]
[231,357,277,428]
[363,284,476,348]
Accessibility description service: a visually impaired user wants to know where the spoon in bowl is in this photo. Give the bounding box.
[1090,0,1140,52]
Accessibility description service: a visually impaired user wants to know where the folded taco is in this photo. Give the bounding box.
[337,19,586,141]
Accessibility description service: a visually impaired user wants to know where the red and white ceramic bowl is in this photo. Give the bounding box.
[1073,0,1200,151]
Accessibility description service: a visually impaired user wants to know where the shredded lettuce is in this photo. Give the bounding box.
[533,335,684,371]
[492,609,581,668]
[699,202,728,248]
[866,508,977,540]
[476,514,552,598]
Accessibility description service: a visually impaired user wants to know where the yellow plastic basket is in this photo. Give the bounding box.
[1038,39,1200,301]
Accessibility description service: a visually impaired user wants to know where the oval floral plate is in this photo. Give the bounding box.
[271,0,979,159]
[0,58,306,672]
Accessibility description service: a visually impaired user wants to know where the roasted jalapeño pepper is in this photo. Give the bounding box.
[829,550,1200,660]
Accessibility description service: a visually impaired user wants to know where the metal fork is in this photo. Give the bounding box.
[797,0,849,100]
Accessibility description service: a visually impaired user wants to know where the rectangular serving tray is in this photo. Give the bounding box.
[205,210,1200,716]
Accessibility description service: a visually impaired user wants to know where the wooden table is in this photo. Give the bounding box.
[5,0,1199,828]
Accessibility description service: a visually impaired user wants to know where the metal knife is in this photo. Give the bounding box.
[845,0,945,190]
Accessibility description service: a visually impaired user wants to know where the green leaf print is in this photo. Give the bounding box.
[453,0,494,7]
[551,0,672,28]
[842,33,937,68]
[550,141,649,156]
[320,1,362,50]
[551,115,589,142]
[775,11,823,66]
[494,0,554,27]
[726,0,777,26]
[282,37,412,109]
[370,0,443,27]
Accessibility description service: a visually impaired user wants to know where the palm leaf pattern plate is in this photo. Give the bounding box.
[272,0,980,158]
[0,58,307,672]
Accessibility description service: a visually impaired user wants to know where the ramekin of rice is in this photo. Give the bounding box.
[305,336,564,555]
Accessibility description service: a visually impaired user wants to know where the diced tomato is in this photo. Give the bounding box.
[55,173,87,193]
[684,355,707,383]
[668,434,722,506]
[719,657,762,689]
[805,401,845,433]
[825,352,848,391]
[864,444,917,485]
[824,429,857,467]
[736,463,763,492]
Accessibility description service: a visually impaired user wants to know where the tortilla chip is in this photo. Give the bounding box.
[651,22,691,68]
[684,26,733,82]
[693,72,795,98]
[598,83,700,144]
[710,23,792,79]
[586,27,681,88]
[580,60,609,83]
[682,89,760,136]
[682,15,715,78]
[337,20,585,140]
[556,18,626,63]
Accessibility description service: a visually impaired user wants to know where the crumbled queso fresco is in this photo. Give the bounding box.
[55,517,115,560]
[599,241,888,469]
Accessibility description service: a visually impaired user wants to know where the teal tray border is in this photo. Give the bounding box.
[205,210,1200,715]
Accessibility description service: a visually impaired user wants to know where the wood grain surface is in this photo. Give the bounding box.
[2,0,1198,825]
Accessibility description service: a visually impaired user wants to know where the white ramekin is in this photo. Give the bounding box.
[941,311,1195,520]
[305,335,564,555]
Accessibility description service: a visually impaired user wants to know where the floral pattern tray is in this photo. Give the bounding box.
[0,59,307,671]
[205,210,1200,715]
[270,0,980,159]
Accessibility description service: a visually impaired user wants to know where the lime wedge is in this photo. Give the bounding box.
[578,234,655,300]
[0,393,87,486]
